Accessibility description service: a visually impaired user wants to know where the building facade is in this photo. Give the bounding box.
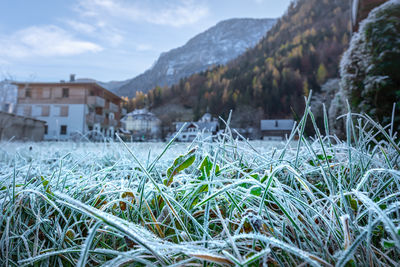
[121,108,161,140]
[14,79,123,140]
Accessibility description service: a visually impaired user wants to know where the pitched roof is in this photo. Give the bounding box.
[0,110,46,123]
[261,119,294,131]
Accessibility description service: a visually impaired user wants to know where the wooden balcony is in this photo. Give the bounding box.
[109,102,119,113]
[86,113,105,124]
[87,96,105,107]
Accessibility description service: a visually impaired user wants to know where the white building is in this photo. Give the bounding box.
[14,76,123,141]
[120,108,161,140]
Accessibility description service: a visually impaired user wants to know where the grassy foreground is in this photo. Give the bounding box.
[0,107,400,266]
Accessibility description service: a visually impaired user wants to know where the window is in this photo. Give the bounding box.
[62,88,69,98]
[60,106,69,117]
[41,106,50,116]
[25,88,32,98]
[44,125,48,135]
[90,90,95,96]
[60,125,67,135]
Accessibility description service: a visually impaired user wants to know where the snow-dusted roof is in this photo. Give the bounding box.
[261,120,294,131]
[199,113,212,122]
[174,113,219,132]
[175,121,219,132]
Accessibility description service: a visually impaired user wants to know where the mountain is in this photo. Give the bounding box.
[112,18,276,97]
[127,0,351,125]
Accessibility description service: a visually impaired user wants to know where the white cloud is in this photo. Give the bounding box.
[65,20,96,34]
[75,0,209,27]
[0,25,102,59]
[64,18,123,47]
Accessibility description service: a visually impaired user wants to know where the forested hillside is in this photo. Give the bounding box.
[125,0,351,123]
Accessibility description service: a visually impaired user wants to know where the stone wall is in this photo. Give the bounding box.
[0,111,45,141]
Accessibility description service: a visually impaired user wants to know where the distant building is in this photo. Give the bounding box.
[0,111,45,141]
[173,113,219,142]
[13,75,123,140]
[120,108,161,140]
[260,119,295,141]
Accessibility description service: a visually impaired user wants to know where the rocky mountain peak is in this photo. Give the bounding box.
[111,18,276,97]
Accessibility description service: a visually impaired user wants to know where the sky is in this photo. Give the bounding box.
[0,0,291,82]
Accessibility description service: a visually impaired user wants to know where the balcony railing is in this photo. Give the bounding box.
[109,102,119,113]
[87,96,105,107]
[86,113,105,124]
[104,118,118,127]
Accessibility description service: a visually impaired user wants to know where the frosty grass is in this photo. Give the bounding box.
[1,107,400,266]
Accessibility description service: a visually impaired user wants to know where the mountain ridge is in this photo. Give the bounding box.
[107,18,276,97]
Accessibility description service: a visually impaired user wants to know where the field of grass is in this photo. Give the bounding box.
[0,107,399,266]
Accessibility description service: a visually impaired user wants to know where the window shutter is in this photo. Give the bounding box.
[35,88,43,98]
[43,88,51,98]
[42,106,50,116]
[60,106,69,117]
[53,88,62,98]
[18,88,25,98]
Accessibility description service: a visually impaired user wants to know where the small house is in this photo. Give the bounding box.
[261,119,295,141]
[173,113,219,142]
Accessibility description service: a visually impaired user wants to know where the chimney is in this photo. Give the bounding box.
[70,74,76,82]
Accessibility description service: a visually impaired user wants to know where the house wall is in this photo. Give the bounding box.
[261,130,292,140]
[16,104,86,140]
[125,118,160,134]
[17,85,88,104]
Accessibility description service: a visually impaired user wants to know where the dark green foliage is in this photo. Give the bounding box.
[341,0,400,131]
